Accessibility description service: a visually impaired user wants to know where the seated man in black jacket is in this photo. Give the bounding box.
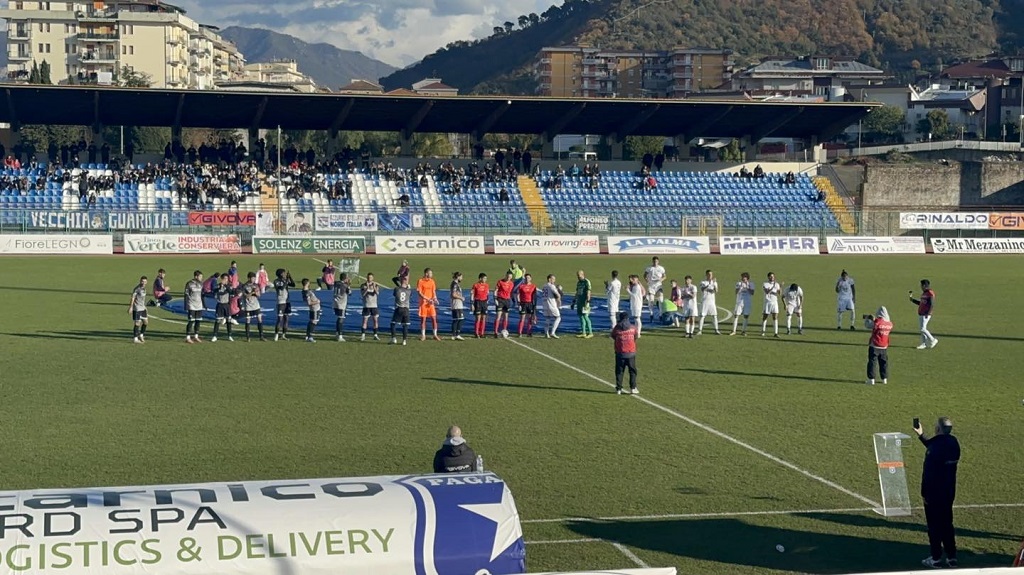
[433,425,477,473]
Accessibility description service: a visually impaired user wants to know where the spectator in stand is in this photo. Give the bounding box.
[785,171,796,185]
[498,188,510,204]
[512,148,522,172]
[522,150,532,174]
[654,151,665,171]
[753,164,765,178]
[642,151,654,170]
[101,142,111,164]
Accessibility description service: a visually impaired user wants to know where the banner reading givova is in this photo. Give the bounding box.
[0,473,526,575]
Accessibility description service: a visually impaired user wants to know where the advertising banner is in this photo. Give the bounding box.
[826,236,926,254]
[123,234,242,254]
[607,236,711,255]
[720,236,819,255]
[988,212,1024,230]
[576,215,609,232]
[375,235,485,255]
[314,213,379,232]
[930,237,1024,254]
[27,211,171,230]
[187,212,257,226]
[253,236,366,254]
[0,473,526,575]
[899,212,989,230]
[492,235,600,254]
[0,234,113,255]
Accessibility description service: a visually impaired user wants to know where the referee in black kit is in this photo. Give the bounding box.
[914,416,961,569]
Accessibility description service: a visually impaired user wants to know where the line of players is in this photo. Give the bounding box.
[126,257,861,344]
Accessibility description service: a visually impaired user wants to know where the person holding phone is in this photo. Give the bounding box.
[914,416,961,569]
[863,306,892,385]
[910,280,938,349]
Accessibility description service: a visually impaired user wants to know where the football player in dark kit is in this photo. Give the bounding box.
[391,277,413,346]
[915,416,961,569]
[241,271,266,341]
[273,268,295,341]
[211,273,236,342]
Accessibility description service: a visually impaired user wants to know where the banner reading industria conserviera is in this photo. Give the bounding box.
[0,473,526,575]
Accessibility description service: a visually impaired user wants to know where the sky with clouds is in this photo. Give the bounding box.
[173,0,555,67]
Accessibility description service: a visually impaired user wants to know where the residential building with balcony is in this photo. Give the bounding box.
[534,45,733,98]
[731,56,886,98]
[0,0,244,88]
[215,59,317,93]
[939,55,1024,137]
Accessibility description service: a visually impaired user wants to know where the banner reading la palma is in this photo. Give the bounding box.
[253,236,366,254]
[0,473,526,575]
[607,236,711,254]
[123,234,242,254]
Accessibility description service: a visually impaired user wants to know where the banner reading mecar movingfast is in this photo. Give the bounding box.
[493,235,600,254]
[0,234,113,254]
[931,237,1024,254]
[123,234,242,254]
[720,236,819,255]
[0,473,525,575]
[375,235,484,255]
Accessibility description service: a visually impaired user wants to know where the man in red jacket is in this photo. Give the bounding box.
[611,311,639,395]
[864,306,893,385]
[911,279,938,350]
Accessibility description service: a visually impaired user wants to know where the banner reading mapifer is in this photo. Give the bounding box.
[0,473,526,575]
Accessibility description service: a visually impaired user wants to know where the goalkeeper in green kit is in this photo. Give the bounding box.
[573,269,594,338]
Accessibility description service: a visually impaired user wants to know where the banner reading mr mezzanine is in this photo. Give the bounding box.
[0,473,526,575]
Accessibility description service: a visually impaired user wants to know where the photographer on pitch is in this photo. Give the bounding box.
[863,306,892,385]
[914,416,961,569]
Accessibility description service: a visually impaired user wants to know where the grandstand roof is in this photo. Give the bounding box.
[0,85,877,141]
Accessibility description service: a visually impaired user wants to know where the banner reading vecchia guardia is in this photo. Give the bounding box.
[720,236,819,255]
[0,473,526,575]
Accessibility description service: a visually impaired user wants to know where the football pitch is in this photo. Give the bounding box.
[1,253,1022,574]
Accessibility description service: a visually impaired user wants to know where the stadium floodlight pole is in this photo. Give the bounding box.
[277,125,283,227]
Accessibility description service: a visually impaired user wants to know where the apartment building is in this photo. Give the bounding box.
[216,60,317,93]
[1,0,244,88]
[940,54,1024,137]
[534,45,733,98]
[731,56,885,97]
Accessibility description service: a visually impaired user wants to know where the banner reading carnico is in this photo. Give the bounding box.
[123,234,242,254]
[492,235,600,254]
[375,235,485,255]
[0,473,526,575]
[0,234,113,255]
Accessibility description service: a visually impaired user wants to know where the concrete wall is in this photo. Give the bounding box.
[963,162,1024,206]
[862,161,1024,211]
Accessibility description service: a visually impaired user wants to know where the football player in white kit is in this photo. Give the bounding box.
[783,282,804,335]
[835,269,856,330]
[627,274,646,338]
[680,275,698,338]
[697,269,720,335]
[761,271,782,338]
[541,274,564,338]
[643,256,665,319]
[605,270,622,331]
[730,272,755,336]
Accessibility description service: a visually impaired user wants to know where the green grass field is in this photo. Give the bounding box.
[1,254,1022,574]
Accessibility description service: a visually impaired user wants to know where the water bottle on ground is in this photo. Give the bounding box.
[475,455,484,472]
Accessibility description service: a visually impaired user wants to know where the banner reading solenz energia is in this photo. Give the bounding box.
[0,473,526,575]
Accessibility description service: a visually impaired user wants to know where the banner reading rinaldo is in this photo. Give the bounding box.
[253,236,366,254]
[0,473,526,575]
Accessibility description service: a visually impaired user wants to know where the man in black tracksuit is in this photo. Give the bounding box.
[915,416,961,569]
[433,425,478,473]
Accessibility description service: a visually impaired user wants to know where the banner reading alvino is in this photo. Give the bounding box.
[0,473,526,575]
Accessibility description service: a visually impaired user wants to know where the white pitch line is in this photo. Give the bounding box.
[612,542,650,568]
[506,338,881,509]
[525,538,603,545]
[521,502,1024,526]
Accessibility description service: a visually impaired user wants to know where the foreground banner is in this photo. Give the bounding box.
[899,212,989,230]
[187,211,256,227]
[315,213,379,232]
[0,234,113,255]
[493,235,600,254]
[253,236,366,254]
[375,235,484,255]
[826,236,926,254]
[720,236,819,255]
[607,236,711,255]
[28,211,171,230]
[123,234,242,254]
[931,237,1024,254]
[0,473,525,575]
[987,212,1024,230]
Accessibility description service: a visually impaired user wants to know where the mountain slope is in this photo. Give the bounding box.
[219,26,397,90]
[383,0,1023,96]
